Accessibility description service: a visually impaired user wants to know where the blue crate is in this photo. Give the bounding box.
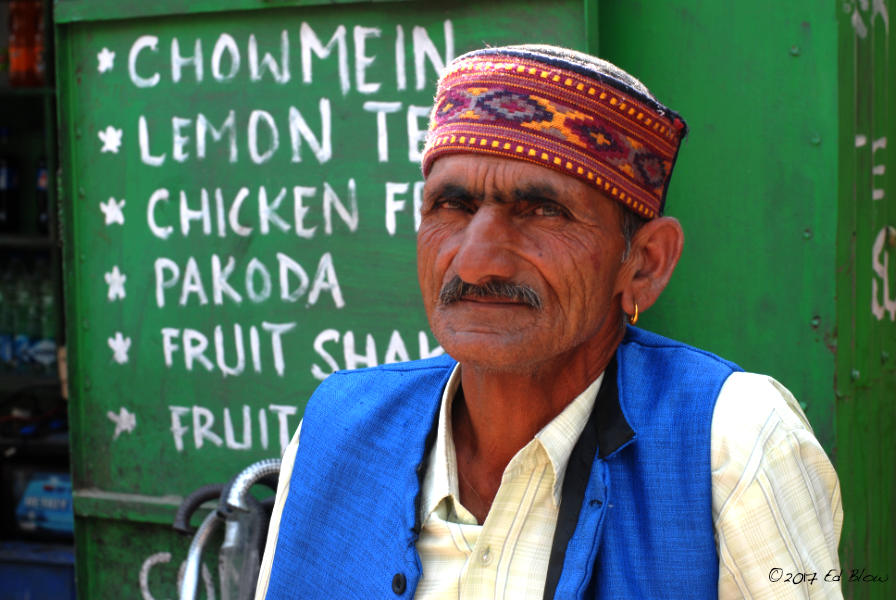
[0,541,76,600]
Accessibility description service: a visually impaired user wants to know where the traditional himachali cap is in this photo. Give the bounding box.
[421,45,688,218]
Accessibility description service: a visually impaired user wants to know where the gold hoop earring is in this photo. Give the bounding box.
[629,303,639,325]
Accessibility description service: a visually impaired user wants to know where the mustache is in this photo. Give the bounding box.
[438,276,543,310]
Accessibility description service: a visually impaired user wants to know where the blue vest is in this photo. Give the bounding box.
[266,327,740,599]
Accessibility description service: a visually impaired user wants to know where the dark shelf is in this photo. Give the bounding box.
[0,86,56,98]
[0,234,54,249]
[0,373,60,390]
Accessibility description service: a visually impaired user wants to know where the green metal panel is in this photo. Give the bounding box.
[55,1,585,596]
[597,1,839,449]
[836,0,896,597]
[54,0,415,25]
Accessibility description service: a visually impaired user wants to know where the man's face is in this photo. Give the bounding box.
[417,154,629,374]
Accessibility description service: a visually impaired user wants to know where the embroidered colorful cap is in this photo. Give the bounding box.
[422,45,688,218]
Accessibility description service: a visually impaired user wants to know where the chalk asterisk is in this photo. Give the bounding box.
[104,266,127,301]
[97,47,115,73]
[99,197,125,225]
[98,126,123,153]
[108,332,132,364]
[107,407,137,440]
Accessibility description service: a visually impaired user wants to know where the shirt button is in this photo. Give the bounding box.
[480,547,492,565]
[392,573,407,595]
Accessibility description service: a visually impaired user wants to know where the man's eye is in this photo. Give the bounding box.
[435,198,472,211]
[532,203,567,217]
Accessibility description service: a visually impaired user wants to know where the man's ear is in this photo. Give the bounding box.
[617,216,684,316]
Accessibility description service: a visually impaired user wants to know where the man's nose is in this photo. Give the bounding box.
[452,205,518,285]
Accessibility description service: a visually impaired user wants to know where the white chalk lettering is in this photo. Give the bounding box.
[160,321,297,376]
[872,225,896,320]
[363,101,402,162]
[223,405,252,449]
[288,99,332,163]
[179,257,210,307]
[211,33,240,81]
[169,406,190,452]
[247,109,279,164]
[155,258,180,307]
[171,37,203,83]
[301,23,349,94]
[192,405,223,448]
[385,182,409,235]
[126,21,454,91]
[354,26,382,94]
[407,105,430,162]
[259,186,290,234]
[129,35,160,88]
[147,188,174,239]
[308,252,345,308]
[184,328,215,371]
[147,183,360,239]
[245,258,273,303]
[384,329,410,363]
[196,111,238,163]
[277,252,309,302]
[268,404,298,454]
[263,321,297,376]
[413,180,425,231]
[413,21,454,90]
[292,186,318,238]
[215,323,245,376]
[180,189,211,235]
[395,25,406,90]
[311,328,444,380]
[323,179,359,234]
[139,116,166,166]
[167,404,296,453]
[229,187,252,236]
[172,117,192,162]
[248,30,290,84]
[212,255,242,304]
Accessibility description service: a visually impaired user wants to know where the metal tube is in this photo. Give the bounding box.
[178,510,220,600]
[222,458,281,513]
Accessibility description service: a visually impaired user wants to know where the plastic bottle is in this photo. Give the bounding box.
[8,1,37,87]
[0,126,13,232]
[12,266,40,373]
[36,158,48,234]
[0,160,13,233]
[33,1,46,86]
[0,261,14,372]
[33,272,57,376]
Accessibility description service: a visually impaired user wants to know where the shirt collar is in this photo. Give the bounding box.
[419,365,603,522]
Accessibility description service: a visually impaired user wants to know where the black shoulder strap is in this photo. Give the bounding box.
[542,356,633,599]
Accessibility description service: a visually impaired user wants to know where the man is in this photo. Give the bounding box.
[256,45,842,599]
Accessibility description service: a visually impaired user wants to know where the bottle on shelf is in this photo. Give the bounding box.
[0,127,16,233]
[0,260,14,372]
[8,0,38,87]
[12,265,37,373]
[36,158,48,234]
[33,0,46,86]
[33,268,57,376]
[0,33,9,87]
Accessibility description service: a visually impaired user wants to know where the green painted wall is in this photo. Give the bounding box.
[598,0,839,450]
[835,0,896,597]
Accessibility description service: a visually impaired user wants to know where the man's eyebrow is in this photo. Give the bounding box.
[426,182,480,202]
[514,184,560,203]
